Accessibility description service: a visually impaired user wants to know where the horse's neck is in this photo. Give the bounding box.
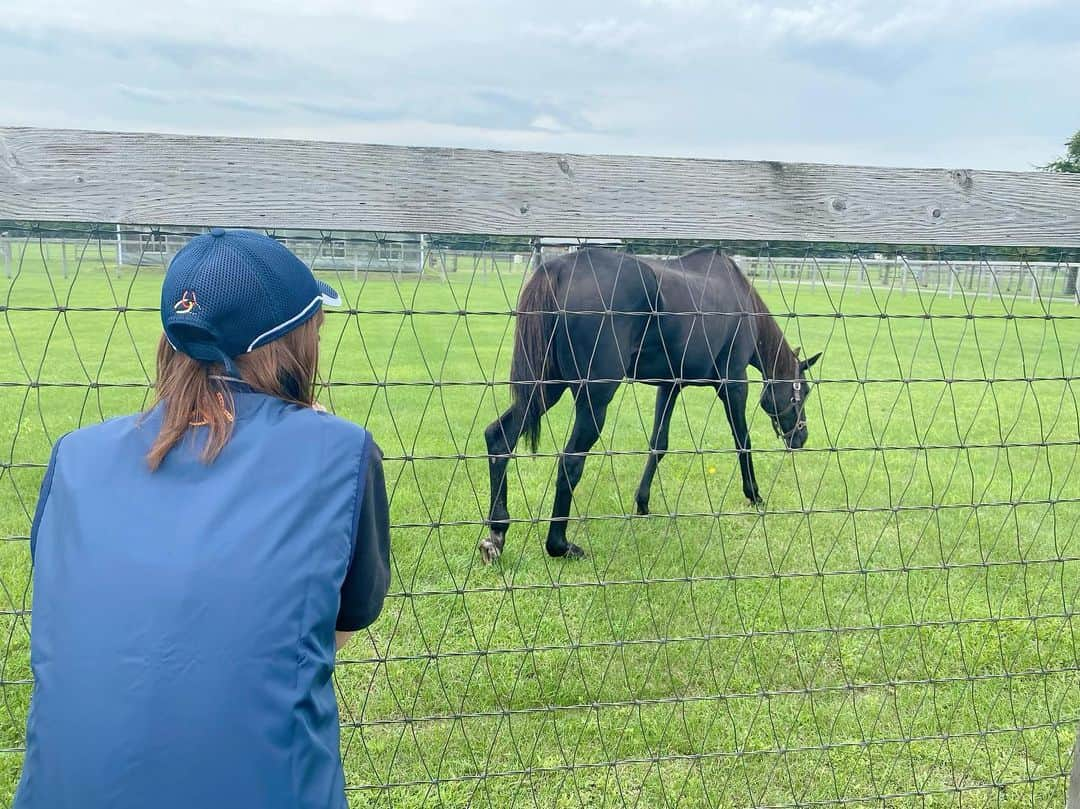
[752,319,798,381]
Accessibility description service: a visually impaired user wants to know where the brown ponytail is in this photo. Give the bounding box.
[145,310,324,470]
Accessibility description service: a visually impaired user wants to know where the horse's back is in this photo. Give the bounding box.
[644,249,761,381]
[539,248,660,382]
[544,248,659,312]
[645,249,753,310]
[543,246,743,310]
[534,247,759,384]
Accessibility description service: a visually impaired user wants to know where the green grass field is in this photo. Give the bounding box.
[1,241,1078,808]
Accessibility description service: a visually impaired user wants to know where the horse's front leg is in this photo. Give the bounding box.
[718,378,763,507]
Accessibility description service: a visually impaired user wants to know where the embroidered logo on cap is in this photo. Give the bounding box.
[173,291,198,314]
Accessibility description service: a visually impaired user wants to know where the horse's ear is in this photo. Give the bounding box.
[793,346,801,359]
[800,351,823,371]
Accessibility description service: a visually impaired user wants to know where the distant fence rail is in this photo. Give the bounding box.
[2,127,1080,808]
[4,234,1078,302]
[0,231,534,280]
[736,255,1080,301]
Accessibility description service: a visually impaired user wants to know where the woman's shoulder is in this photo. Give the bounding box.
[57,412,146,447]
[274,400,373,449]
[41,412,148,472]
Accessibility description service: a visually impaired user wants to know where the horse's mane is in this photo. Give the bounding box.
[677,247,799,380]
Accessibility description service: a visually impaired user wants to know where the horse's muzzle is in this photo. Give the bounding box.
[771,413,807,450]
[785,428,808,450]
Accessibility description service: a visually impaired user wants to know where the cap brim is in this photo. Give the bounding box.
[316,279,342,307]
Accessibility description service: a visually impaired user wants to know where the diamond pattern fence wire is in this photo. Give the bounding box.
[1,225,1079,808]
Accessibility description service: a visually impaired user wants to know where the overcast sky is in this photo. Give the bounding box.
[2,0,1077,170]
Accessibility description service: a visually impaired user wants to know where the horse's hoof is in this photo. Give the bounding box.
[635,501,650,516]
[546,541,587,560]
[478,535,503,564]
[564,543,586,560]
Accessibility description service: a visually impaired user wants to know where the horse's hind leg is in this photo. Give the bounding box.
[635,382,680,516]
[481,383,564,563]
[546,382,618,559]
[481,405,523,563]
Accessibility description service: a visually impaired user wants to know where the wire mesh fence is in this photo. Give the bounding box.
[1,224,1078,808]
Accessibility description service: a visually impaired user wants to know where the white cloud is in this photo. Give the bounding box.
[637,0,1060,46]
[3,0,429,30]
[0,0,1076,170]
[528,115,567,133]
[523,18,658,55]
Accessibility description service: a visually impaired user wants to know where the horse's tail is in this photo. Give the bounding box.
[511,265,560,452]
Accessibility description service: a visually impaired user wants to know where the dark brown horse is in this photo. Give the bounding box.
[480,247,820,562]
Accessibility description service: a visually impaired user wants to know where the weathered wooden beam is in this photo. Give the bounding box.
[2,126,1080,246]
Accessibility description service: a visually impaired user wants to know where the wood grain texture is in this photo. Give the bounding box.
[2,127,1080,246]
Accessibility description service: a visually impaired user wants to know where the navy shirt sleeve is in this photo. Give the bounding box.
[336,438,391,632]
[30,437,64,564]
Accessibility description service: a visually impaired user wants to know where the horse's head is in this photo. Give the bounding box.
[760,349,822,450]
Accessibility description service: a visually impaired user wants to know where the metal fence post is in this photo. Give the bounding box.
[115,224,123,278]
[1,233,11,279]
[1065,263,1078,302]
[1067,722,1080,809]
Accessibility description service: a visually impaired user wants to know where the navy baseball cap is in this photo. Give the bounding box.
[161,228,340,369]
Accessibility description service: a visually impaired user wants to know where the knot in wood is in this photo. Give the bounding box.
[949,169,974,191]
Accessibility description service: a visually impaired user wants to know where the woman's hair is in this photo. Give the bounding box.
[146,310,324,470]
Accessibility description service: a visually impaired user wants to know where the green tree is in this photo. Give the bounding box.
[1041,129,1080,173]
[1042,130,1080,297]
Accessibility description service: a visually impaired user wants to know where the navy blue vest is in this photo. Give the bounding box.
[17,391,372,809]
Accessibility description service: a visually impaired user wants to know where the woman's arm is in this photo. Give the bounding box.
[335,438,392,645]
